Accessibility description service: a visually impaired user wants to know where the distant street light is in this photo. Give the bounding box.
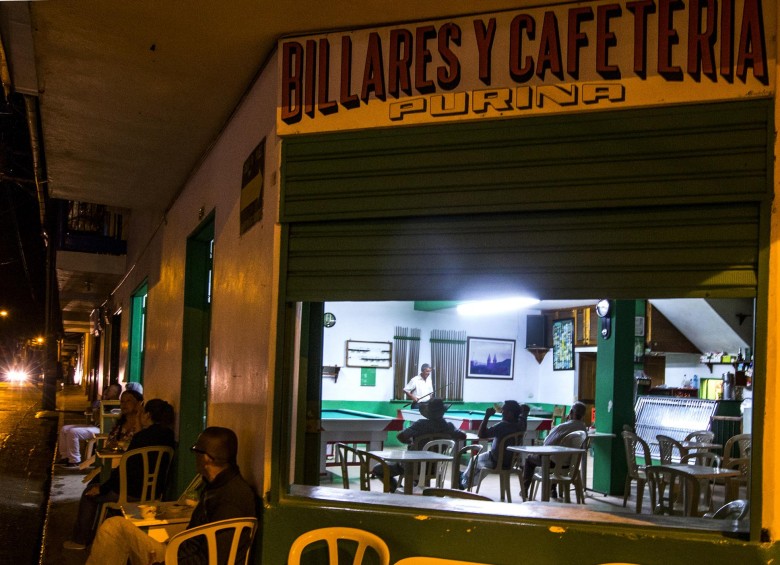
[0,310,8,318]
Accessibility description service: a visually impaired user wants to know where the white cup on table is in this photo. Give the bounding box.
[137,504,158,520]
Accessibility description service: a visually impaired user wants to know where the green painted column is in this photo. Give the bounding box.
[593,300,641,495]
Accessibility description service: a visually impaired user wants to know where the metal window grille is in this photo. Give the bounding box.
[634,397,718,462]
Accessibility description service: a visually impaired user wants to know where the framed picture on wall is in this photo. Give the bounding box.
[345,340,392,368]
[552,318,575,371]
[466,337,515,379]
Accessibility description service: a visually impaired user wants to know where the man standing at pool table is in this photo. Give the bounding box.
[404,364,434,408]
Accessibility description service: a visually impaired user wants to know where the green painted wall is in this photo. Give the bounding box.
[261,495,772,564]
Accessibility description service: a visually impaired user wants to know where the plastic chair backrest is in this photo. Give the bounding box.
[422,439,455,455]
[99,400,121,433]
[551,431,586,470]
[117,445,175,505]
[680,451,720,468]
[724,456,750,479]
[336,443,392,492]
[422,487,492,501]
[165,517,258,565]
[646,465,702,516]
[494,431,526,470]
[410,433,454,450]
[419,439,455,488]
[724,433,752,459]
[656,434,685,464]
[622,431,651,478]
[684,430,714,443]
[287,527,390,565]
[395,558,492,565]
[336,443,369,490]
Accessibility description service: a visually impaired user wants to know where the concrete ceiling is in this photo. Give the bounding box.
[0,0,547,335]
[4,0,546,215]
[649,299,753,354]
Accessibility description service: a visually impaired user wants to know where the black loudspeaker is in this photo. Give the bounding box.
[526,315,547,348]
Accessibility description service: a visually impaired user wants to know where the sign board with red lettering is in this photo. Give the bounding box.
[277,0,773,135]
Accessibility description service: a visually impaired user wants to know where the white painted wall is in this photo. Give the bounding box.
[321,302,720,406]
[663,353,712,387]
[323,301,551,404]
[112,52,282,491]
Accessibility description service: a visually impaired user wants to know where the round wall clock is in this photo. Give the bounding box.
[323,312,336,328]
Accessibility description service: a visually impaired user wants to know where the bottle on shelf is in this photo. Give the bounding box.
[745,353,754,388]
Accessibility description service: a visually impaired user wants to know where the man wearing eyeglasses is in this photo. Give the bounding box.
[86,426,257,565]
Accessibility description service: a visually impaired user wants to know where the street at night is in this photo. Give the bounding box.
[0,381,57,564]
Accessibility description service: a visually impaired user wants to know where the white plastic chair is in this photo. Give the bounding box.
[165,517,258,564]
[621,431,652,513]
[418,439,455,489]
[475,431,526,502]
[97,445,175,524]
[529,430,587,503]
[287,527,390,565]
[457,444,484,492]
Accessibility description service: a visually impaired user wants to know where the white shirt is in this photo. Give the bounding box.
[404,375,434,401]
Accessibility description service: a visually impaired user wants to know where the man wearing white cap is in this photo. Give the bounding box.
[403,364,434,408]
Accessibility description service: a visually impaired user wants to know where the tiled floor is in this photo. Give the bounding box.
[321,450,747,520]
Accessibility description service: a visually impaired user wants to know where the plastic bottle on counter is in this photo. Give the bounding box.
[741,398,753,434]
[692,374,699,391]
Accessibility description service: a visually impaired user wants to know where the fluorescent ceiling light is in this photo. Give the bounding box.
[456,296,540,316]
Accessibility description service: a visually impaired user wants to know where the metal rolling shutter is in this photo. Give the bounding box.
[281,100,770,302]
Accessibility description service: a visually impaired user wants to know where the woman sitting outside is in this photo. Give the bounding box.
[104,389,145,450]
[64,398,176,550]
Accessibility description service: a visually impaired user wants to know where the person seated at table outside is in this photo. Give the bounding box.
[403,363,434,408]
[373,398,466,492]
[521,401,587,500]
[85,426,258,565]
[55,382,123,468]
[103,388,146,451]
[459,400,530,490]
[65,398,176,550]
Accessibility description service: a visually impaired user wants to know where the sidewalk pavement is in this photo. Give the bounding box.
[42,384,91,565]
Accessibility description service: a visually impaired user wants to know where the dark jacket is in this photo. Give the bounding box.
[482,420,527,467]
[397,417,466,447]
[179,466,258,565]
[99,423,176,498]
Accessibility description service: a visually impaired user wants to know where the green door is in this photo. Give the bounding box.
[176,214,215,493]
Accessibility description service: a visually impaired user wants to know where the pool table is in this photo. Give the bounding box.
[400,408,552,444]
[319,409,404,474]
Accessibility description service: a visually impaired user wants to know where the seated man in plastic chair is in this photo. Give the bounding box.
[458,400,529,490]
[521,401,587,500]
[55,382,124,468]
[372,398,466,492]
[86,426,258,565]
